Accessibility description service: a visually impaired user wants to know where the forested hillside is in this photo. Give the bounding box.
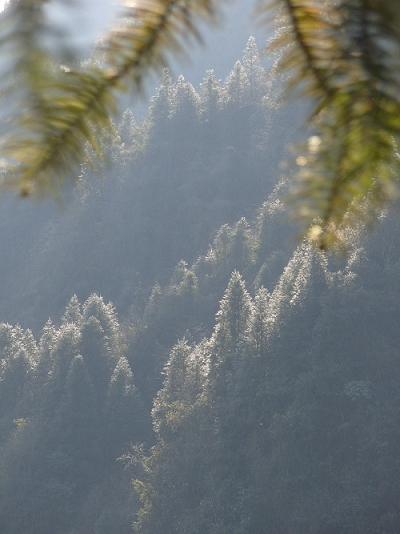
[132,213,400,533]
[0,37,297,331]
[1,37,400,533]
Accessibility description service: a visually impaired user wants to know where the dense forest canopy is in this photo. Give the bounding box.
[1,35,400,533]
[0,36,298,329]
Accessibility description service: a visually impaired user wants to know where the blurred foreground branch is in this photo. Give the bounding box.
[2,0,400,250]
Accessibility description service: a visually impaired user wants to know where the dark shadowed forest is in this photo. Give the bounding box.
[1,37,400,534]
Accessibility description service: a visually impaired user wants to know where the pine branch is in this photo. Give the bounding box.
[2,0,400,252]
[0,0,220,197]
[259,0,400,249]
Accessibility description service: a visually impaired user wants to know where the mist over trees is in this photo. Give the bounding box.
[0,37,300,330]
[3,1,400,250]
[1,36,400,533]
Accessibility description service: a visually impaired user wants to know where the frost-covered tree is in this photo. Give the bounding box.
[103,356,144,455]
[224,61,250,107]
[199,69,220,118]
[242,36,267,103]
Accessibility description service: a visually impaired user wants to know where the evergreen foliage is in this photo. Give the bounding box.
[0,295,148,534]
[0,38,286,329]
[1,34,400,534]
[133,223,400,533]
[1,1,400,247]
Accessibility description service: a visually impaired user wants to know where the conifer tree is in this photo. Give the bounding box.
[235,286,270,411]
[167,75,200,162]
[103,356,144,455]
[156,340,190,406]
[61,294,82,325]
[82,294,120,348]
[212,271,252,369]
[224,61,250,107]
[208,269,254,461]
[199,69,220,119]
[169,76,200,122]
[35,319,56,384]
[148,68,172,125]
[79,295,121,401]
[242,36,267,104]
[135,338,211,534]
[152,339,204,438]
[50,323,81,387]
[250,286,270,358]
